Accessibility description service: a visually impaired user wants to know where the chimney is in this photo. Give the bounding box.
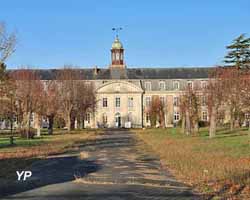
[93,66,99,75]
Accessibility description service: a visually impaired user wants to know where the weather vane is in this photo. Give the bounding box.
[112,27,122,38]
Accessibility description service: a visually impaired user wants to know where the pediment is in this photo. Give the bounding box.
[96,81,143,94]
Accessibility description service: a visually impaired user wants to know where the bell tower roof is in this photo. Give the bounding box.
[111,36,123,49]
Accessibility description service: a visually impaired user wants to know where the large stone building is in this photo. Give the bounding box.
[34,36,211,129]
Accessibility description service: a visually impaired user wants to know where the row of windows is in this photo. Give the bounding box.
[144,81,208,91]
[145,96,207,107]
[145,110,208,123]
[103,96,207,108]
[101,113,133,124]
[102,97,133,108]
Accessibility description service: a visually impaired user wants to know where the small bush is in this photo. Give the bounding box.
[19,128,36,139]
[198,121,209,127]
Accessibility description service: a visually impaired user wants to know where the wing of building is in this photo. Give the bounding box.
[24,36,213,129]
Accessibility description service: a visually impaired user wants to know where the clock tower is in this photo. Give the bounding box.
[110,36,125,68]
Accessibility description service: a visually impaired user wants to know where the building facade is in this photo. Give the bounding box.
[36,36,211,129]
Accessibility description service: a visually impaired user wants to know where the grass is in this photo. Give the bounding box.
[0,129,99,184]
[136,127,250,199]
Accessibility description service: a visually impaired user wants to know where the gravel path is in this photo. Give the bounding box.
[1,130,200,200]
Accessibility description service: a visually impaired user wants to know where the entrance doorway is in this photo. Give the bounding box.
[115,113,121,128]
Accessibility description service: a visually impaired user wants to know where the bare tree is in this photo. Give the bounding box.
[0,22,16,64]
[148,95,165,128]
[74,81,96,129]
[56,67,96,131]
[204,68,224,138]
[10,69,44,138]
[180,83,200,135]
[0,76,17,140]
[44,80,60,134]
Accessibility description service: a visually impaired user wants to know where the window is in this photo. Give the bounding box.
[146,113,150,123]
[103,98,108,107]
[102,114,108,124]
[174,112,180,121]
[85,113,91,123]
[201,81,207,89]
[145,82,151,90]
[245,113,250,120]
[173,81,179,90]
[160,96,165,105]
[173,96,179,106]
[128,112,132,122]
[159,81,165,90]
[145,96,151,107]
[116,52,119,60]
[187,81,193,89]
[128,97,133,108]
[201,96,207,106]
[115,97,120,107]
[202,111,208,121]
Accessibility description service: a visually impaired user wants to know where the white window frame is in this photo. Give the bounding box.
[145,96,151,107]
[201,96,206,106]
[85,113,91,123]
[174,111,180,121]
[145,81,151,91]
[159,81,165,91]
[173,96,179,107]
[202,111,208,121]
[173,81,179,90]
[115,97,121,107]
[187,81,193,89]
[103,97,108,107]
[201,81,208,89]
[160,96,165,105]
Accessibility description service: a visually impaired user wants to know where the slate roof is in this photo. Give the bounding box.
[9,67,213,80]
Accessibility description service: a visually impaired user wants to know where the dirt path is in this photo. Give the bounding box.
[1,130,199,199]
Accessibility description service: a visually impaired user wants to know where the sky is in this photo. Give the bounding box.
[1,0,250,69]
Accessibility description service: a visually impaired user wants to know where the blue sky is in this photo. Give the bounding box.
[1,0,250,69]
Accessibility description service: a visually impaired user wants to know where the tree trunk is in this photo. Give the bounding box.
[230,110,234,131]
[34,114,41,137]
[48,115,54,135]
[194,120,199,135]
[209,106,217,138]
[66,114,71,131]
[181,114,185,134]
[185,111,191,135]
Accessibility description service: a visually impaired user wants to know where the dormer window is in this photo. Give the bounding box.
[187,81,193,89]
[173,81,179,90]
[201,81,207,89]
[159,81,165,90]
[145,82,151,90]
